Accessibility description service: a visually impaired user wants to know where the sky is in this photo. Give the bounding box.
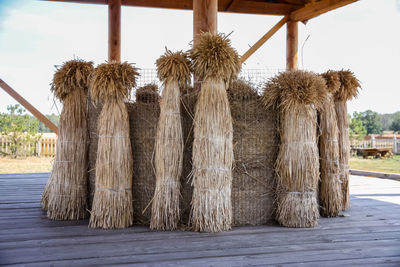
[0,0,399,116]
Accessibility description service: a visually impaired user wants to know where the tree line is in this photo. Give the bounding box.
[349,110,400,140]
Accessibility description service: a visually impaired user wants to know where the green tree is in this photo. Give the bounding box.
[0,104,41,158]
[38,113,60,133]
[390,112,400,133]
[349,112,367,141]
[359,110,382,135]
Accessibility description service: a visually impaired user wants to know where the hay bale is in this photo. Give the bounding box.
[228,80,278,226]
[131,84,160,225]
[89,62,138,229]
[42,59,93,220]
[151,50,191,230]
[319,71,342,217]
[189,32,241,232]
[334,70,360,210]
[262,70,327,228]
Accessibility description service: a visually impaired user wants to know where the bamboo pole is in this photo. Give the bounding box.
[286,20,298,70]
[108,0,121,62]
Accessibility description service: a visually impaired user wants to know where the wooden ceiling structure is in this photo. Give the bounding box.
[46,0,359,69]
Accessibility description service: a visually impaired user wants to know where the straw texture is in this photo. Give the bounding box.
[262,70,327,228]
[334,70,360,210]
[150,50,190,230]
[228,79,278,226]
[319,71,342,217]
[189,33,241,232]
[89,62,138,229]
[41,59,93,220]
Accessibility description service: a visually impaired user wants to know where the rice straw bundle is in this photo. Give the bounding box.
[262,70,327,228]
[319,71,342,217]
[334,70,360,210]
[41,59,93,220]
[89,62,138,229]
[150,50,191,230]
[189,33,241,232]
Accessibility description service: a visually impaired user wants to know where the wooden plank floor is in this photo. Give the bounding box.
[0,173,399,266]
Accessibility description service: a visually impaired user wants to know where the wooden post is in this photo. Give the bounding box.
[286,20,298,70]
[108,0,121,62]
[193,0,218,44]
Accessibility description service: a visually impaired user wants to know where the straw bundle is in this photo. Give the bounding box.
[41,59,93,220]
[319,71,342,217]
[150,50,191,230]
[334,70,360,210]
[89,62,138,229]
[262,70,327,228]
[189,33,241,232]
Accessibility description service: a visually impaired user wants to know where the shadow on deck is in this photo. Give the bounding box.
[0,173,399,266]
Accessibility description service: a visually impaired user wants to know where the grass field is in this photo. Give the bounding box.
[0,157,53,174]
[349,155,400,174]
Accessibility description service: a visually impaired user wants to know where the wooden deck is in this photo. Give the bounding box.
[0,173,400,266]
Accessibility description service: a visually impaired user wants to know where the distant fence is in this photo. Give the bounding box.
[351,136,400,155]
[0,135,56,157]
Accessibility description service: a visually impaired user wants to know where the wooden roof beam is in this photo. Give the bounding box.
[0,79,59,134]
[290,0,359,22]
[44,0,295,15]
[241,15,288,63]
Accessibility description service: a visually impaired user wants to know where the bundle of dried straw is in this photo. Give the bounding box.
[334,70,360,210]
[41,59,93,220]
[89,61,139,229]
[150,50,191,230]
[262,70,327,228]
[189,33,241,232]
[319,71,342,217]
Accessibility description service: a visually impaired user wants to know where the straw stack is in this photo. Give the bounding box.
[41,59,93,220]
[319,71,342,217]
[150,50,191,230]
[262,70,327,228]
[89,62,138,229]
[189,33,241,232]
[334,70,360,210]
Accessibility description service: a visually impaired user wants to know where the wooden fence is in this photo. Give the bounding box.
[0,135,57,157]
[351,136,400,155]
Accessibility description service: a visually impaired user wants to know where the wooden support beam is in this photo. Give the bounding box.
[193,0,218,44]
[0,79,58,134]
[108,0,121,62]
[290,0,359,22]
[241,15,288,63]
[286,20,298,70]
[44,0,295,15]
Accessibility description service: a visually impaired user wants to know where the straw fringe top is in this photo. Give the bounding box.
[156,49,191,85]
[321,70,341,94]
[189,32,241,84]
[262,70,327,111]
[51,59,94,102]
[90,61,139,102]
[335,70,361,101]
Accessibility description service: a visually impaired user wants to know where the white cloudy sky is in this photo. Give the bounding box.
[0,0,399,115]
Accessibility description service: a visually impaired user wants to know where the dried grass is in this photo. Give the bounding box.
[156,49,191,86]
[150,50,190,230]
[91,61,138,102]
[189,32,241,86]
[334,70,360,210]
[227,79,259,100]
[319,71,342,217]
[190,79,234,232]
[41,60,93,220]
[262,70,326,228]
[88,62,138,229]
[189,33,240,232]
